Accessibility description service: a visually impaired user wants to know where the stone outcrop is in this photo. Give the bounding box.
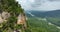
[0,11,10,23]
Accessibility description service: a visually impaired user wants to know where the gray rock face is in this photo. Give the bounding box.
[0,11,10,23]
[0,14,3,23]
[2,11,10,20]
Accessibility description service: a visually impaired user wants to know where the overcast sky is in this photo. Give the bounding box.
[16,0,60,11]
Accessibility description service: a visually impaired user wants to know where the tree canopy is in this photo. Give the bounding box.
[0,0,24,16]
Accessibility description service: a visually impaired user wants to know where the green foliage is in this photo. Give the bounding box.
[0,0,24,15]
[47,17,60,26]
[27,17,60,32]
[1,0,60,32]
[0,0,24,32]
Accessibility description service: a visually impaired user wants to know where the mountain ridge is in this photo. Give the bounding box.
[25,10,60,18]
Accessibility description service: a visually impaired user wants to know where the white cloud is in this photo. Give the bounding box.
[16,0,60,11]
[32,2,60,11]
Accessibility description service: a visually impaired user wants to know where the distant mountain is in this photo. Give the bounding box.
[25,10,60,18]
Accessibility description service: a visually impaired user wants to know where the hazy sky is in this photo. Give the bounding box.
[16,0,60,11]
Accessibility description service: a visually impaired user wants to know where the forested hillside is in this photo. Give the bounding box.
[25,10,60,17]
[0,0,27,32]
